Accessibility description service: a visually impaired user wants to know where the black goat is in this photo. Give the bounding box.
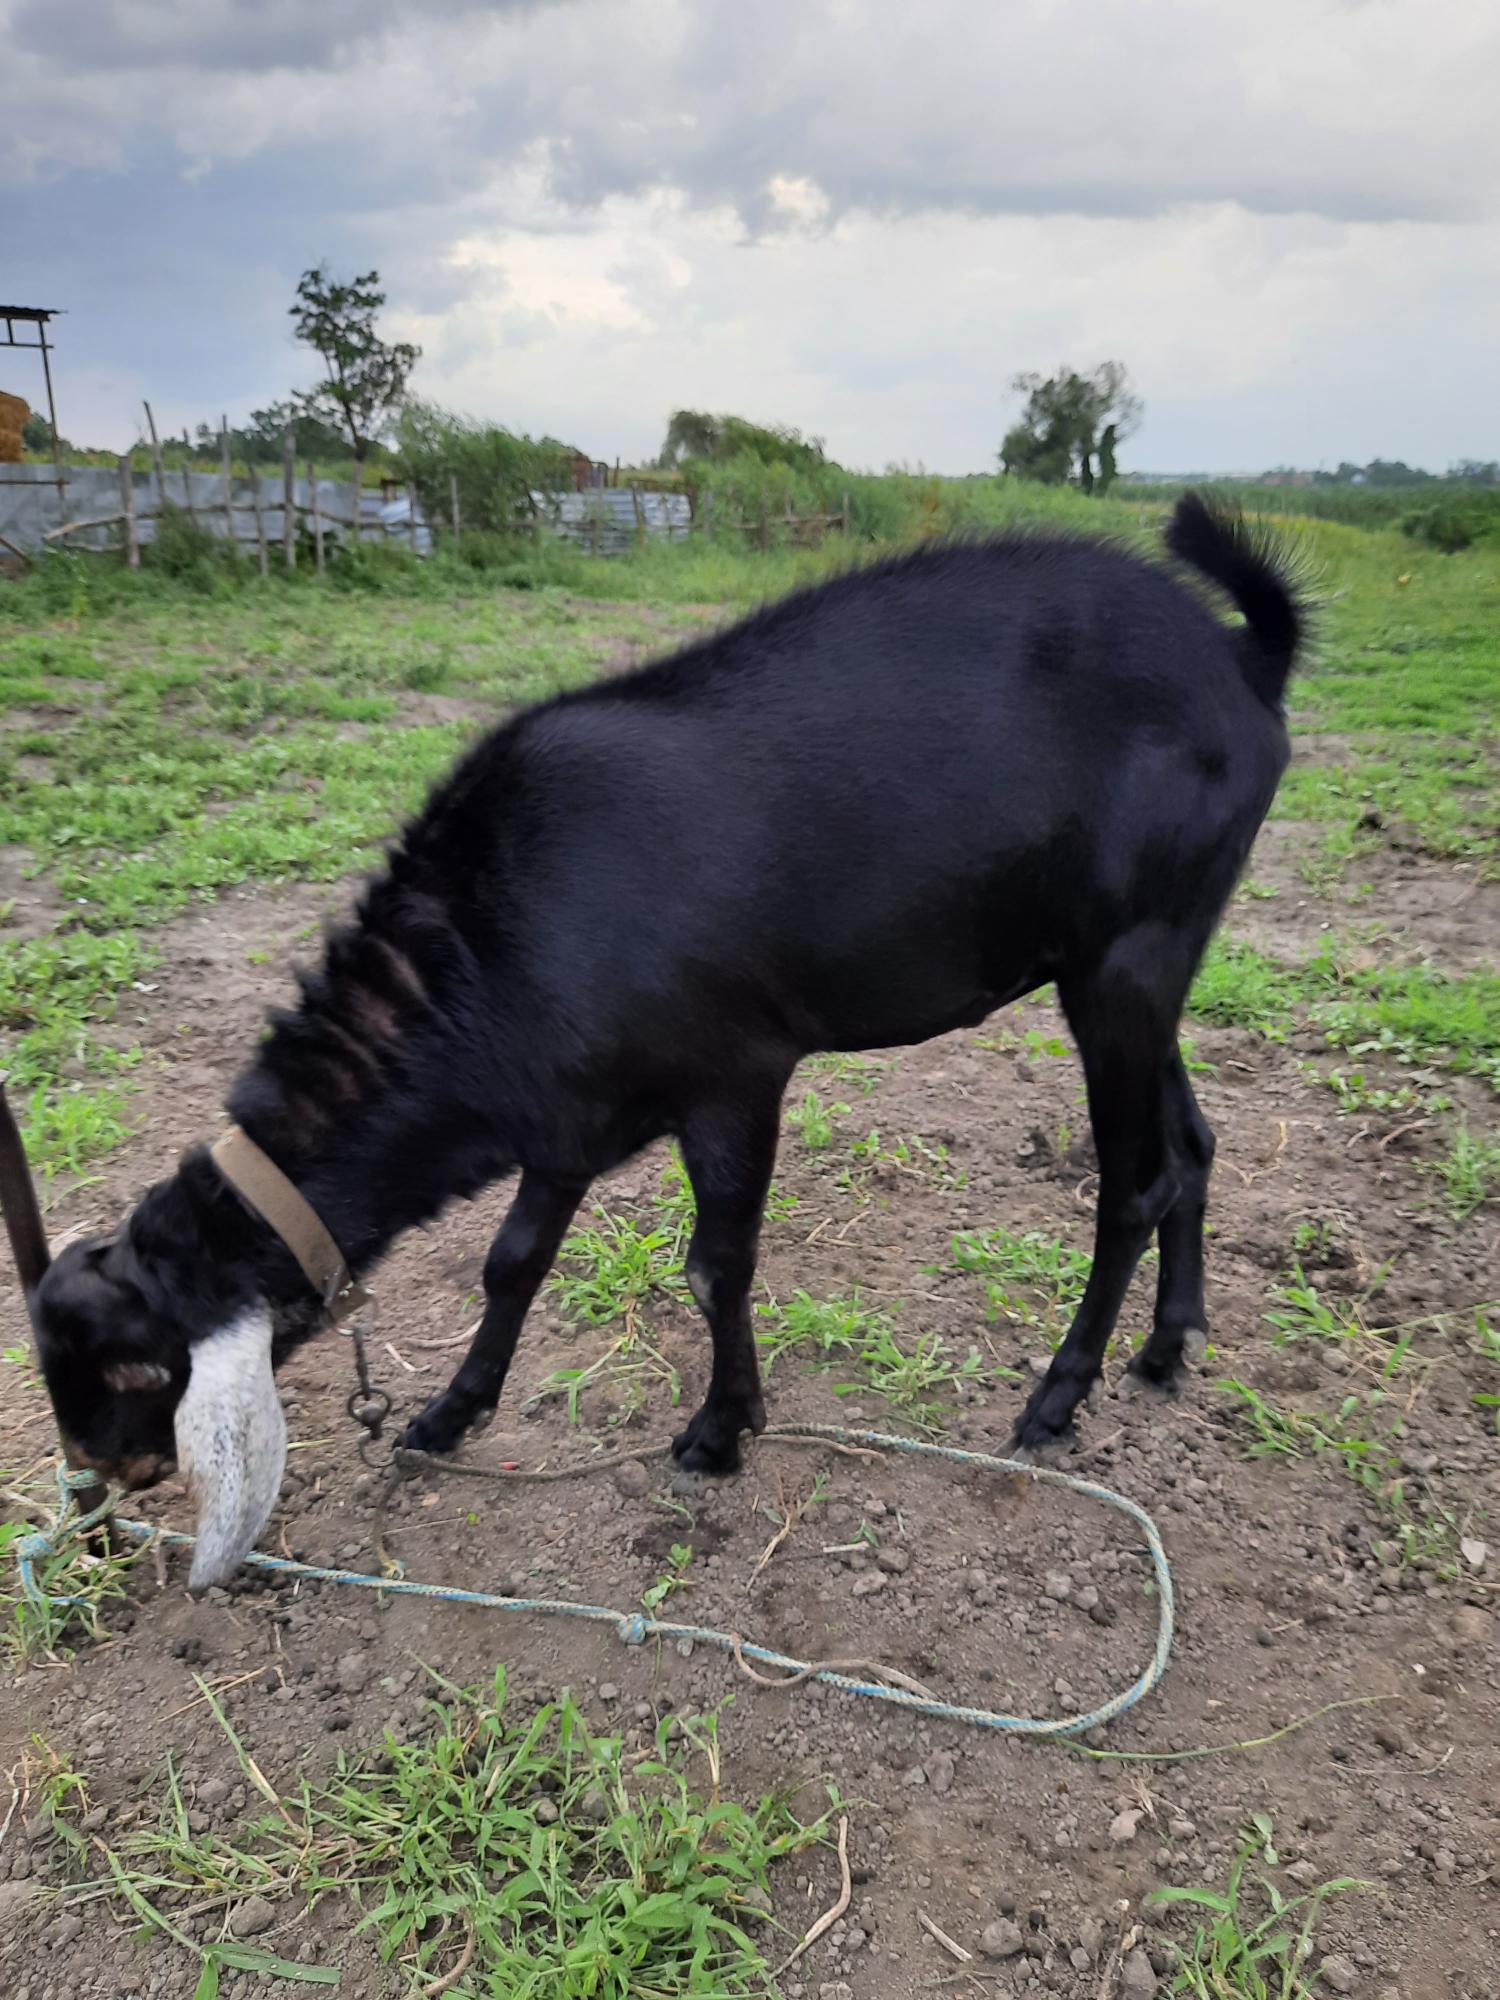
[16,495,1303,1586]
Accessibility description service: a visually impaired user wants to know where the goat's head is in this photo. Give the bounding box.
[3,1089,286,1590]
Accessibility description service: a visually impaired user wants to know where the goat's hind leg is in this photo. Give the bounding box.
[1130,1051,1215,1394]
[1012,937,1186,1455]
[403,1170,588,1453]
[672,1089,783,1475]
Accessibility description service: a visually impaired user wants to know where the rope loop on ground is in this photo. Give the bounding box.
[15,1428,1174,1739]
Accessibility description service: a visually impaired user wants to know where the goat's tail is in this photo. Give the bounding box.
[1165,491,1306,708]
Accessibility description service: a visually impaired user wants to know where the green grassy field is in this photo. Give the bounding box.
[3,496,1494,1191]
[2,493,1498,1996]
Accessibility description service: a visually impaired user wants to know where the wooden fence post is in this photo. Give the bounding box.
[407,483,419,554]
[282,429,296,571]
[248,462,268,576]
[117,455,139,570]
[142,400,165,523]
[449,470,461,543]
[348,471,361,551]
[307,463,325,574]
[842,489,851,537]
[759,491,771,553]
[220,417,233,549]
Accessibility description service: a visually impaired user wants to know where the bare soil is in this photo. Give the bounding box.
[2,812,1498,2000]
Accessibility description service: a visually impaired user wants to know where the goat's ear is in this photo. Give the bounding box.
[173,1306,285,1591]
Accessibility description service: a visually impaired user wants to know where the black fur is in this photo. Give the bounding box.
[32,497,1305,1490]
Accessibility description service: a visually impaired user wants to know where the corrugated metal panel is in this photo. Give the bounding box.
[0,464,429,556]
[535,487,692,555]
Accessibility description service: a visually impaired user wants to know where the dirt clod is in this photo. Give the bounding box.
[1120,1947,1159,1998]
[1318,1953,1358,1994]
[979,1917,1024,1959]
[228,1895,277,1939]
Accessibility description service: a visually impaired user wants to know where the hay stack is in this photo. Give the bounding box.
[0,389,30,464]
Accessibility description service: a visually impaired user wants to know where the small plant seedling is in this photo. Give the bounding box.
[1429,1120,1500,1219]
[1290,1217,1341,1261]
[1262,1265,1361,1345]
[805,1051,888,1095]
[642,1541,695,1611]
[785,1086,849,1150]
[1149,1816,1372,1998]
[1178,1036,1218,1077]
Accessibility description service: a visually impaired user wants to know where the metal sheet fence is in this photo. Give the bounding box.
[0,463,431,559]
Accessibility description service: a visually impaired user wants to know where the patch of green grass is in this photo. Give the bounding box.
[1429,1121,1500,1218]
[0,931,155,1181]
[1191,939,1500,1105]
[0,580,716,1184]
[1217,1374,1465,1572]
[946,1226,1092,1345]
[57,1671,833,1997]
[1296,820,1377,893]
[755,1289,989,1427]
[841,1126,967,1194]
[549,1207,690,1326]
[975,1021,1072,1059]
[0,1489,147,1665]
[784,1087,848,1151]
[1188,939,1304,1038]
[537,1188,690,1423]
[1311,960,1500,1093]
[804,1052,889,1095]
[1149,1814,1371,1998]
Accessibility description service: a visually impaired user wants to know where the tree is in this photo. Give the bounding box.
[289,266,420,467]
[658,409,828,472]
[22,412,65,453]
[999,363,1141,492]
[659,410,723,466]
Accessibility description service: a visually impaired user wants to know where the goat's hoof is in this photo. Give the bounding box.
[1009,1401,1080,1461]
[1121,1353,1189,1404]
[403,1394,486,1456]
[1004,1432,1072,1480]
[671,1405,744,1475]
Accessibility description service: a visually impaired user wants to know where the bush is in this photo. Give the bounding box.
[1401,495,1500,553]
[395,401,573,538]
[141,503,248,589]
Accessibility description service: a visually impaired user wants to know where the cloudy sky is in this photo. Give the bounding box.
[6,0,1498,473]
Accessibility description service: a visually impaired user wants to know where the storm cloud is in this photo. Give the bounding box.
[5,0,1497,469]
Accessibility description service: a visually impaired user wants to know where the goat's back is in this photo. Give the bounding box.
[404,530,1292,1056]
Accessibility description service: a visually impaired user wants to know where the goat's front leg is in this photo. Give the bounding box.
[403,1170,588,1454]
[672,1090,783,1475]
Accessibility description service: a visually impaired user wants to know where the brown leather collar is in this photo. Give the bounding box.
[210,1125,369,1322]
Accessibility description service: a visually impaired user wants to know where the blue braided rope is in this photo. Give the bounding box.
[16,1427,1173,1738]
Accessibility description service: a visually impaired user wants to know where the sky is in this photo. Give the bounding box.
[5,0,1499,475]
